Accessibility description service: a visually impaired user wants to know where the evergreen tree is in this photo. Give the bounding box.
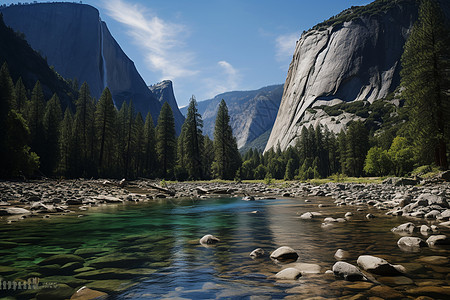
[58,108,74,176]
[133,113,145,177]
[212,99,241,179]
[95,88,116,176]
[42,93,62,175]
[202,135,214,179]
[123,100,136,178]
[182,95,204,179]
[284,158,295,180]
[401,0,450,169]
[27,81,46,159]
[14,77,27,113]
[345,121,369,177]
[73,82,96,175]
[156,102,176,179]
[143,112,157,177]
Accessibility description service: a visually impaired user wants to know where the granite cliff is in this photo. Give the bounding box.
[0,2,184,131]
[265,0,423,152]
[182,85,283,150]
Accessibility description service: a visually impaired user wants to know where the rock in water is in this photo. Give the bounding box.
[332,261,365,281]
[249,248,265,258]
[70,286,108,300]
[199,234,220,245]
[275,268,302,280]
[391,222,416,234]
[426,235,449,246]
[270,246,299,260]
[397,237,427,250]
[357,255,402,276]
[334,249,350,260]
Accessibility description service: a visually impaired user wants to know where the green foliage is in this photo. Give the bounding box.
[364,146,392,176]
[143,112,157,177]
[254,164,267,180]
[95,88,116,176]
[156,102,176,179]
[41,93,62,175]
[212,100,241,179]
[388,136,414,176]
[401,0,450,169]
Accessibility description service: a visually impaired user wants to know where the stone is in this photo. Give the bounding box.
[61,261,84,273]
[70,286,108,300]
[249,248,265,258]
[75,268,156,280]
[270,246,299,260]
[288,263,321,275]
[439,220,450,227]
[38,254,85,266]
[74,248,111,257]
[199,234,220,245]
[275,267,302,280]
[424,210,441,219]
[357,255,402,276]
[332,261,365,281]
[87,253,149,268]
[242,196,255,201]
[397,236,427,249]
[417,256,449,265]
[406,286,450,298]
[366,213,375,219]
[369,285,404,299]
[0,207,31,215]
[299,212,315,219]
[378,276,414,286]
[40,276,88,288]
[334,249,350,260]
[391,222,416,234]
[86,279,137,293]
[420,225,432,235]
[36,283,74,300]
[426,235,449,246]
[345,212,353,217]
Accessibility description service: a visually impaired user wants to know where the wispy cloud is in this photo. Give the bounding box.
[101,0,196,80]
[275,32,299,62]
[203,60,241,98]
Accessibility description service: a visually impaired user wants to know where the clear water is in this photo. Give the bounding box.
[0,196,449,299]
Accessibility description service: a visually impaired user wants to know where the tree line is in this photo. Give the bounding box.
[0,66,242,180]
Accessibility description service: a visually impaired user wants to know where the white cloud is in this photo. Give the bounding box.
[275,32,299,62]
[203,60,241,98]
[101,0,197,80]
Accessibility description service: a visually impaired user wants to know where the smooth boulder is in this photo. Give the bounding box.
[249,248,265,258]
[397,237,427,249]
[70,286,108,300]
[332,261,365,281]
[275,268,302,280]
[426,235,449,246]
[357,255,402,276]
[270,246,298,260]
[199,234,220,245]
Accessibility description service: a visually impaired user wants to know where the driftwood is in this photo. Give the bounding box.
[145,183,176,196]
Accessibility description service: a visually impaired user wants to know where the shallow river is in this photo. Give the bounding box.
[0,196,449,299]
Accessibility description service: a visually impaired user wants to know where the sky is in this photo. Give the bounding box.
[9,0,371,107]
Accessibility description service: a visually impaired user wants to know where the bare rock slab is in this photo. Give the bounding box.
[270,246,298,260]
[357,255,402,276]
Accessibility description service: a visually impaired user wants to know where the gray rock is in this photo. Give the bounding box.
[425,210,442,219]
[242,196,255,201]
[270,246,298,260]
[391,222,416,234]
[249,248,265,258]
[356,255,402,276]
[289,263,321,275]
[397,237,427,249]
[275,267,302,280]
[332,261,365,281]
[420,225,432,235]
[334,249,350,260]
[0,207,31,215]
[426,235,449,246]
[199,234,220,245]
[299,212,315,219]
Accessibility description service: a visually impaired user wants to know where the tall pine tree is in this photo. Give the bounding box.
[42,93,62,175]
[27,81,46,161]
[143,112,157,177]
[182,95,204,179]
[401,0,450,169]
[156,102,176,179]
[212,99,241,179]
[95,88,116,176]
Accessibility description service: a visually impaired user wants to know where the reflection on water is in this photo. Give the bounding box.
[0,197,449,299]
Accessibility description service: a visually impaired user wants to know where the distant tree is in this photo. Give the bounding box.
[284,158,296,180]
[364,146,392,176]
[212,99,241,179]
[388,136,415,176]
[58,108,73,176]
[133,113,145,177]
[27,80,46,159]
[401,0,450,169]
[156,102,176,179]
[345,121,369,177]
[254,164,267,180]
[14,77,27,113]
[143,112,157,177]
[202,135,214,179]
[42,93,62,175]
[95,88,116,175]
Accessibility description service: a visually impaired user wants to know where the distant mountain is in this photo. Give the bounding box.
[148,80,184,135]
[0,2,184,131]
[181,84,283,150]
[0,14,75,108]
[266,0,450,152]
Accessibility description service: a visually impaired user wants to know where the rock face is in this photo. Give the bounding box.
[265,0,420,152]
[0,3,183,131]
[149,80,185,135]
[181,85,283,150]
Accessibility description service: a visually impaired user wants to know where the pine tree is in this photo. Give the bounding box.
[401,0,450,169]
[133,113,145,177]
[143,112,157,177]
[14,77,27,113]
[58,108,74,176]
[202,135,214,179]
[27,81,46,159]
[42,93,62,175]
[123,100,136,178]
[95,88,116,176]
[182,95,204,179]
[345,121,369,177]
[73,82,96,175]
[156,102,176,179]
[212,99,241,179]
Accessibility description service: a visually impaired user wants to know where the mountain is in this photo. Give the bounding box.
[265,0,427,152]
[0,13,75,108]
[148,80,184,135]
[0,2,184,131]
[181,84,283,150]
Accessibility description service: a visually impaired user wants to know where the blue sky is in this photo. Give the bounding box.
[10,0,371,107]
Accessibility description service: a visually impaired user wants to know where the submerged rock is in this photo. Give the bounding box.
[249,248,265,258]
[426,235,449,246]
[70,286,108,300]
[334,249,350,260]
[199,234,220,245]
[270,246,298,260]
[397,236,427,249]
[275,267,302,280]
[38,254,85,266]
[391,222,416,234]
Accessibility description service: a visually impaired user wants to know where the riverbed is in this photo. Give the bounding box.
[0,196,449,299]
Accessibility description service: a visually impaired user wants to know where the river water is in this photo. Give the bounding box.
[0,196,449,299]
